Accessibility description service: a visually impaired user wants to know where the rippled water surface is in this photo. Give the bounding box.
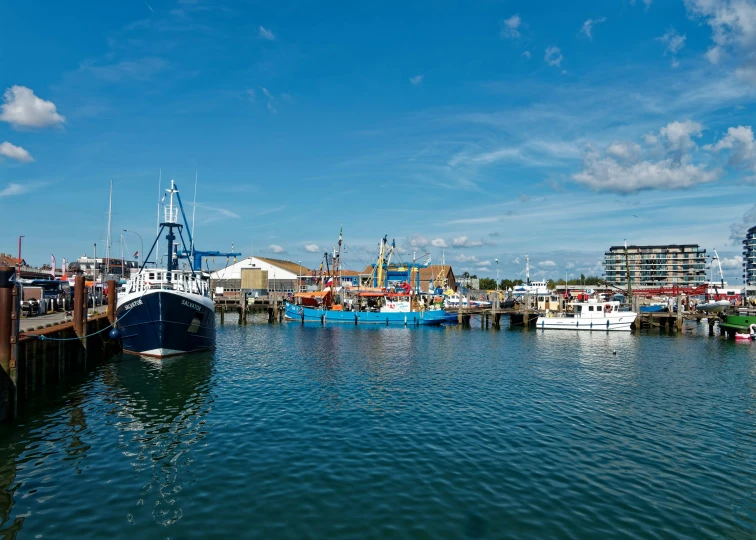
[1,318,756,538]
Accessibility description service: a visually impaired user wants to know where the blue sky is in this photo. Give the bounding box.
[2,0,756,282]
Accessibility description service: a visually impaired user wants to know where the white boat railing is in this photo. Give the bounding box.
[125,270,209,296]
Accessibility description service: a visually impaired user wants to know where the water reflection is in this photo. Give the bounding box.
[102,353,214,527]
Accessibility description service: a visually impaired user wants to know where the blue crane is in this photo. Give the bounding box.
[167,182,241,271]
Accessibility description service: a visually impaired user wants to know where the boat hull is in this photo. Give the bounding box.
[116,289,216,357]
[535,314,636,331]
[285,303,446,325]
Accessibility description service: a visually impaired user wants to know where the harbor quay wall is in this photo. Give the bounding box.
[0,268,121,423]
[7,316,120,420]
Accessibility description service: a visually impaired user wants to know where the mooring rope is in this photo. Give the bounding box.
[20,305,136,341]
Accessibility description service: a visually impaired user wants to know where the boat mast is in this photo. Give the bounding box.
[156,169,162,268]
[191,171,198,268]
[336,225,343,304]
[163,180,180,277]
[525,254,530,285]
[376,236,387,288]
[106,178,112,279]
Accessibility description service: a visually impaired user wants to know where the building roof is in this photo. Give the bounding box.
[255,257,310,276]
[211,256,311,280]
[0,253,24,266]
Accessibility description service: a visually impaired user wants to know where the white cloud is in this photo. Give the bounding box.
[258,26,275,40]
[0,86,65,129]
[0,183,28,197]
[580,17,606,40]
[455,254,479,263]
[304,243,320,253]
[605,141,641,161]
[258,87,278,114]
[430,238,448,248]
[659,120,703,153]
[522,50,531,59]
[572,120,718,193]
[684,0,756,82]
[81,57,167,82]
[684,0,756,60]
[410,74,424,85]
[730,204,756,242]
[631,0,653,9]
[501,15,521,39]
[452,235,484,248]
[720,255,743,269]
[658,28,686,56]
[544,46,563,67]
[513,257,520,265]
[0,142,33,162]
[268,244,285,253]
[409,234,429,248]
[573,149,718,193]
[706,125,756,179]
[448,147,520,167]
[539,260,557,268]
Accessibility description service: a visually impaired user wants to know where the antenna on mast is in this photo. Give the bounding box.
[156,169,162,266]
[191,171,198,265]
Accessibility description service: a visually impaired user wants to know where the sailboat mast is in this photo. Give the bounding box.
[191,171,198,268]
[106,178,112,278]
[156,169,162,267]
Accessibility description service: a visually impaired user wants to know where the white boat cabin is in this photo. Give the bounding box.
[125,269,210,296]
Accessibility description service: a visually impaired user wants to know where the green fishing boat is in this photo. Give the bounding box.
[719,314,756,337]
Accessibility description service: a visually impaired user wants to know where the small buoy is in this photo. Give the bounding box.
[109,328,120,339]
[612,350,617,355]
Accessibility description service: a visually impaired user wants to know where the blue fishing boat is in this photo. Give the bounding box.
[116,181,215,357]
[285,233,447,326]
[639,304,666,313]
[284,301,446,325]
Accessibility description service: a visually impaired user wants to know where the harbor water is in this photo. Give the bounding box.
[0,317,755,538]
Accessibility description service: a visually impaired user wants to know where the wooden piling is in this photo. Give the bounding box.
[73,275,85,338]
[675,294,683,331]
[107,280,117,324]
[220,305,225,324]
[0,267,15,375]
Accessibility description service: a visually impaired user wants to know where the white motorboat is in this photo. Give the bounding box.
[512,255,550,297]
[444,294,491,308]
[536,299,637,331]
[696,299,730,313]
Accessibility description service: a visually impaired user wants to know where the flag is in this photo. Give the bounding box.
[325,276,333,286]
[133,250,139,258]
[424,256,431,267]
[51,254,56,277]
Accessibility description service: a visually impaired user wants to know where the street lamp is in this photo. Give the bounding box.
[17,236,24,282]
[122,229,144,269]
[298,260,302,292]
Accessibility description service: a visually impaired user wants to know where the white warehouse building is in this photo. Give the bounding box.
[210,256,308,297]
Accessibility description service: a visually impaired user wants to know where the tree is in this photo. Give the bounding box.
[479,277,496,290]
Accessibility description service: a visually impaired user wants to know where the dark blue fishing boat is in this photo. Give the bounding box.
[115,181,215,357]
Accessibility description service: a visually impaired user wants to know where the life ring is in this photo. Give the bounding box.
[298,307,304,315]
[604,303,612,313]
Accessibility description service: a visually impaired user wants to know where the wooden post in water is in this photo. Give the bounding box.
[220,305,225,325]
[675,293,683,331]
[74,275,85,338]
[107,280,116,324]
[0,267,15,375]
[524,293,531,329]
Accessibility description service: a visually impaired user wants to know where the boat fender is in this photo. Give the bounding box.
[298,307,304,315]
[547,313,553,318]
